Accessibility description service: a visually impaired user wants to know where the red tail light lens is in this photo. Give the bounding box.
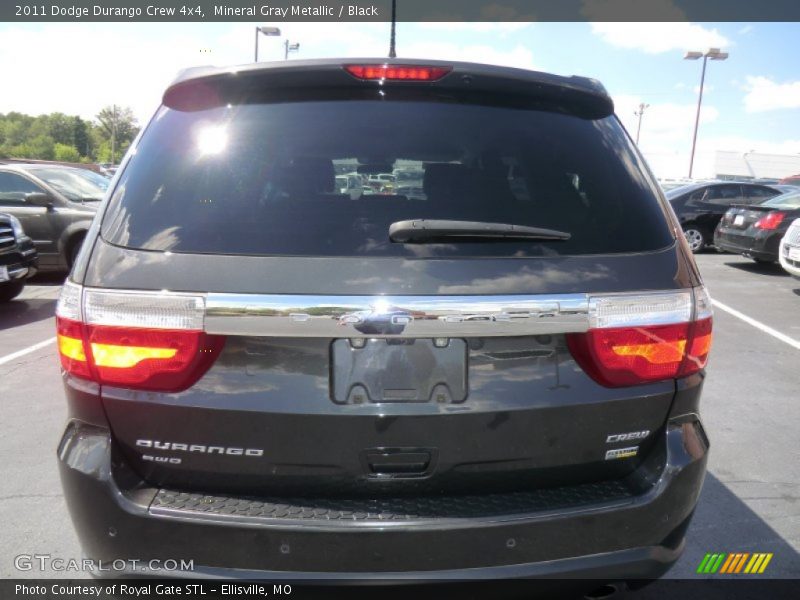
[344,64,452,81]
[57,317,92,380]
[55,282,224,392]
[567,289,713,387]
[56,316,224,392]
[681,317,713,374]
[754,211,786,230]
[88,325,223,391]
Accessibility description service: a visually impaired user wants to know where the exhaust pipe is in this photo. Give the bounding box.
[584,583,620,600]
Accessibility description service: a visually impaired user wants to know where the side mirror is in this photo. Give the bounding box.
[25,192,54,209]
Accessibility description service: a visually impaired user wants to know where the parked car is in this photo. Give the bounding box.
[714,189,800,264]
[665,181,784,252]
[367,173,396,191]
[0,213,38,301]
[0,164,107,271]
[778,218,800,279]
[335,173,363,194]
[658,178,694,191]
[779,174,800,186]
[395,184,426,200]
[56,59,713,585]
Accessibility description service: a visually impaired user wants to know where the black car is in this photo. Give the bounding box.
[56,59,713,585]
[665,181,785,252]
[714,189,800,263]
[0,164,107,271]
[0,212,38,301]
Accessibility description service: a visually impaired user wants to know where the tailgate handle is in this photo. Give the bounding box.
[364,449,433,476]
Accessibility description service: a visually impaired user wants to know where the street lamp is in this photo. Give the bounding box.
[254,26,281,62]
[634,102,650,145]
[684,47,729,178]
[284,40,300,60]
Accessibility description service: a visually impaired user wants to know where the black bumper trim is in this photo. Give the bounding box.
[108,543,683,581]
[149,478,634,528]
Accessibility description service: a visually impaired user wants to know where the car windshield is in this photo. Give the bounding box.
[102,99,673,258]
[31,167,109,202]
[762,191,800,210]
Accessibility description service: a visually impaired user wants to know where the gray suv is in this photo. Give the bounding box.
[0,164,107,271]
[56,59,713,588]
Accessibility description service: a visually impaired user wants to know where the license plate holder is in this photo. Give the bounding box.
[734,214,745,226]
[331,338,467,404]
[0,266,9,282]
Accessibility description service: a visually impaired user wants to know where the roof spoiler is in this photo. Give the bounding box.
[162,59,614,120]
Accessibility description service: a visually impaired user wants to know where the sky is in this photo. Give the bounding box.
[1,20,800,178]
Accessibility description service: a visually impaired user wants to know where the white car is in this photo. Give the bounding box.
[778,218,800,279]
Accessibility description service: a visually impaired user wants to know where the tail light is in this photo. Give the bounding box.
[754,211,786,230]
[344,64,452,82]
[55,282,224,392]
[567,288,713,387]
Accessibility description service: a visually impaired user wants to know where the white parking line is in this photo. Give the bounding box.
[0,337,56,367]
[712,300,800,351]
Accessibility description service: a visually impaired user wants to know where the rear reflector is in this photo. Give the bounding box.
[754,211,786,230]
[567,288,713,387]
[56,282,224,392]
[344,64,452,82]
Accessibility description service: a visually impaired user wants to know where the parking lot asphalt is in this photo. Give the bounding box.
[0,254,798,586]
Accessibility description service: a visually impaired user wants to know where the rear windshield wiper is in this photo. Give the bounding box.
[389,219,571,243]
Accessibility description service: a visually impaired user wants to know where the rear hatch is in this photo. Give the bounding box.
[65,60,706,498]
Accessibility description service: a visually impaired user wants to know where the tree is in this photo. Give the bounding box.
[54,143,81,162]
[0,108,138,162]
[95,105,138,163]
[48,113,75,146]
[72,116,90,156]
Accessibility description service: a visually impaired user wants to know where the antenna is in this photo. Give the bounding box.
[389,0,397,58]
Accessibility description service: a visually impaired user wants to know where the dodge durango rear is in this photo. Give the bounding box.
[57,58,712,585]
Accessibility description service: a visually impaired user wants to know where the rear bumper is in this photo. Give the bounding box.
[779,240,800,279]
[714,228,779,261]
[58,413,707,581]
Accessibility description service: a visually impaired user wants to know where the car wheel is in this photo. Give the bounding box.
[0,280,25,302]
[683,228,706,253]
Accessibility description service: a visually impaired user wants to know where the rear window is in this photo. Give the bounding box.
[763,191,800,209]
[102,99,673,258]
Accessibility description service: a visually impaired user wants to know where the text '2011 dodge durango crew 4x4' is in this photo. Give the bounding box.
[56,59,713,584]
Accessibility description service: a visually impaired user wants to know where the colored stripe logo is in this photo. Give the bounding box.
[697,552,773,574]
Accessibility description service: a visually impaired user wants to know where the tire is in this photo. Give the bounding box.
[683,227,706,253]
[0,280,25,302]
[753,257,776,265]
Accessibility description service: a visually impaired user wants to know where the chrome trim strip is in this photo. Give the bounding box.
[7,266,29,280]
[205,293,591,338]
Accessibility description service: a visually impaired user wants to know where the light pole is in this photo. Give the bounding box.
[389,0,397,58]
[254,26,281,62]
[634,102,649,145]
[684,48,728,178]
[284,40,300,60]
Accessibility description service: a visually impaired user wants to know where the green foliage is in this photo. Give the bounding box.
[0,107,138,163]
[54,143,81,162]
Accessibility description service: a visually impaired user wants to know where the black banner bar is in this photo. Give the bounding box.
[3,0,800,23]
[3,579,800,599]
